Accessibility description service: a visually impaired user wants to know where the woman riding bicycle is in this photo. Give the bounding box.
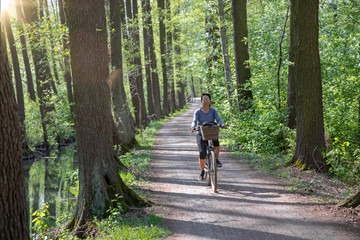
[190,93,227,181]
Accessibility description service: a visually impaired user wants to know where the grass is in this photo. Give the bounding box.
[97,214,171,240]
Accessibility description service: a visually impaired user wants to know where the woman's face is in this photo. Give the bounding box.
[202,95,211,106]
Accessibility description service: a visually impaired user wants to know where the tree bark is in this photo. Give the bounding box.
[166,0,176,112]
[15,0,36,102]
[232,0,253,111]
[2,10,26,128]
[217,0,233,108]
[144,0,162,118]
[132,0,148,126]
[41,0,60,86]
[109,0,137,149]
[158,0,170,115]
[141,0,155,117]
[286,0,296,129]
[174,15,185,109]
[58,0,75,117]
[190,76,196,98]
[292,0,328,172]
[205,10,220,94]
[64,0,148,233]
[0,26,30,240]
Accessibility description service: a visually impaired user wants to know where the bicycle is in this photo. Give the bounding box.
[194,123,220,193]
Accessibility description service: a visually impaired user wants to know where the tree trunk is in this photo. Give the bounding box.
[23,0,55,145]
[286,0,296,129]
[205,11,220,94]
[158,0,170,115]
[15,0,36,102]
[166,0,176,112]
[144,0,162,118]
[232,0,253,111]
[109,0,137,149]
[174,17,185,109]
[142,0,155,117]
[0,27,30,240]
[2,10,26,128]
[276,5,290,111]
[58,0,75,117]
[218,0,233,108]
[125,0,139,127]
[132,0,147,126]
[64,0,148,233]
[190,76,196,98]
[292,0,328,172]
[41,0,60,86]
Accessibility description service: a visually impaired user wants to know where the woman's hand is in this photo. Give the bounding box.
[190,126,195,132]
[221,123,227,129]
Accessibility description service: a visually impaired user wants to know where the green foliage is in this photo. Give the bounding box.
[96,212,171,240]
[32,204,56,238]
[46,84,74,147]
[319,0,360,182]
[24,95,43,147]
[326,139,360,184]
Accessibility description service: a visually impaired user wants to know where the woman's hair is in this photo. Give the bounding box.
[201,93,211,101]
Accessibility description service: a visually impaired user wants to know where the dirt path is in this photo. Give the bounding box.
[146,99,360,240]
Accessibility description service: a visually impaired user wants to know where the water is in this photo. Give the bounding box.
[24,143,78,229]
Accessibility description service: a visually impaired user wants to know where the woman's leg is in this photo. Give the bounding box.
[215,146,220,160]
[196,134,207,175]
[199,158,206,171]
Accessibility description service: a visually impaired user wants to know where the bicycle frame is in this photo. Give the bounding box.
[204,139,217,192]
[192,125,218,192]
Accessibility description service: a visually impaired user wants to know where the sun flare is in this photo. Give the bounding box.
[1,0,12,13]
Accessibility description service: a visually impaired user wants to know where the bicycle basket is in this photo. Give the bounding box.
[200,125,220,140]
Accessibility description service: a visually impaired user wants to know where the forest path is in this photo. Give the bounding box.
[146,99,360,240]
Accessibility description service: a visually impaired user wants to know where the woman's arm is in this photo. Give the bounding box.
[214,109,226,128]
[191,110,199,132]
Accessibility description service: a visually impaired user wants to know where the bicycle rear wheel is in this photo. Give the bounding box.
[210,150,217,192]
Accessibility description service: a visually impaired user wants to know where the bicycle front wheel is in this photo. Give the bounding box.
[210,150,217,192]
[207,154,211,186]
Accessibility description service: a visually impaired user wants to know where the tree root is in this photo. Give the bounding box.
[338,188,360,208]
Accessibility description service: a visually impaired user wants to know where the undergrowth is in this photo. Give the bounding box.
[32,107,187,240]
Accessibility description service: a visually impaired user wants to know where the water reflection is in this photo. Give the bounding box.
[24,143,78,229]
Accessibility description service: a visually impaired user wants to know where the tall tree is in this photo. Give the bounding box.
[58,0,75,116]
[40,0,60,85]
[22,0,55,145]
[292,0,328,172]
[15,0,36,102]
[217,0,233,107]
[286,0,296,129]
[2,10,26,128]
[158,0,170,115]
[143,0,162,118]
[64,0,147,232]
[0,25,30,240]
[141,0,155,117]
[166,0,176,112]
[232,0,253,111]
[125,0,147,127]
[109,0,137,149]
[132,0,147,126]
[173,10,186,109]
[205,9,220,93]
